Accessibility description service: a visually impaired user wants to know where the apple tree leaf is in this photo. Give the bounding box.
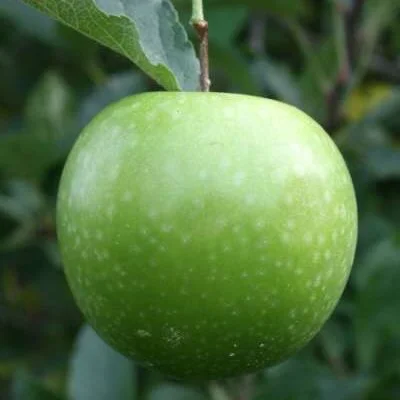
[68,325,136,400]
[252,58,303,107]
[0,72,74,182]
[354,238,400,372]
[11,370,64,400]
[0,0,58,45]
[147,384,208,400]
[76,72,147,132]
[21,0,199,91]
[65,72,147,153]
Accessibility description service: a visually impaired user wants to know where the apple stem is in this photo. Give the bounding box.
[191,0,211,92]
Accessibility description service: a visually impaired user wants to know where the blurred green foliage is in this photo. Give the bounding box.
[0,0,400,399]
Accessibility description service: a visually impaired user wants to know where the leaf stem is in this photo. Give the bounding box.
[191,0,204,23]
[191,0,210,92]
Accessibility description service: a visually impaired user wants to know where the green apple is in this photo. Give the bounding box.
[57,92,357,380]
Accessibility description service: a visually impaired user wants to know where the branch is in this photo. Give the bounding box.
[326,0,365,131]
[191,0,211,92]
[345,0,365,68]
[193,20,211,92]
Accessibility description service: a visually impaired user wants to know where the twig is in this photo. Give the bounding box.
[191,0,211,92]
[326,63,350,132]
[193,20,210,92]
[326,0,365,131]
[345,0,365,68]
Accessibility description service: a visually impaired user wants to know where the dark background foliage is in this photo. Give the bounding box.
[0,0,399,399]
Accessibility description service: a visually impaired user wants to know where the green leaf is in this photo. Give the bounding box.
[318,320,349,367]
[299,37,338,122]
[0,1,101,58]
[64,72,148,153]
[0,0,58,45]
[11,370,63,400]
[68,325,136,400]
[209,44,260,95]
[354,238,400,294]
[252,58,302,107]
[206,6,248,46]
[340,135,400,187]
[284,20,328,97]
[0,181,43,223]
[34,262,81,321]
[356,0,400,81]
[364,147,400,179]
[147,384,208,400]
[25,71,75,157]
[21,0,199,91]
[0,133,49,182]
[61,71,148,158]
[0,72,74,182]
[261,358,370,400]
[77,72,147,131]
[356,214,396,259]
[363,89,400,131]
[0,181,44,251]
[354,239,400,372]
[207,383,230,400]
[367,375,400,400]
[336,123,391,155]
[261,358,332,399]
[336,123,400,180]
[317,376,371,400]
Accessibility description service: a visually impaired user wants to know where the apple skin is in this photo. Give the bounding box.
[57,92,357,380]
